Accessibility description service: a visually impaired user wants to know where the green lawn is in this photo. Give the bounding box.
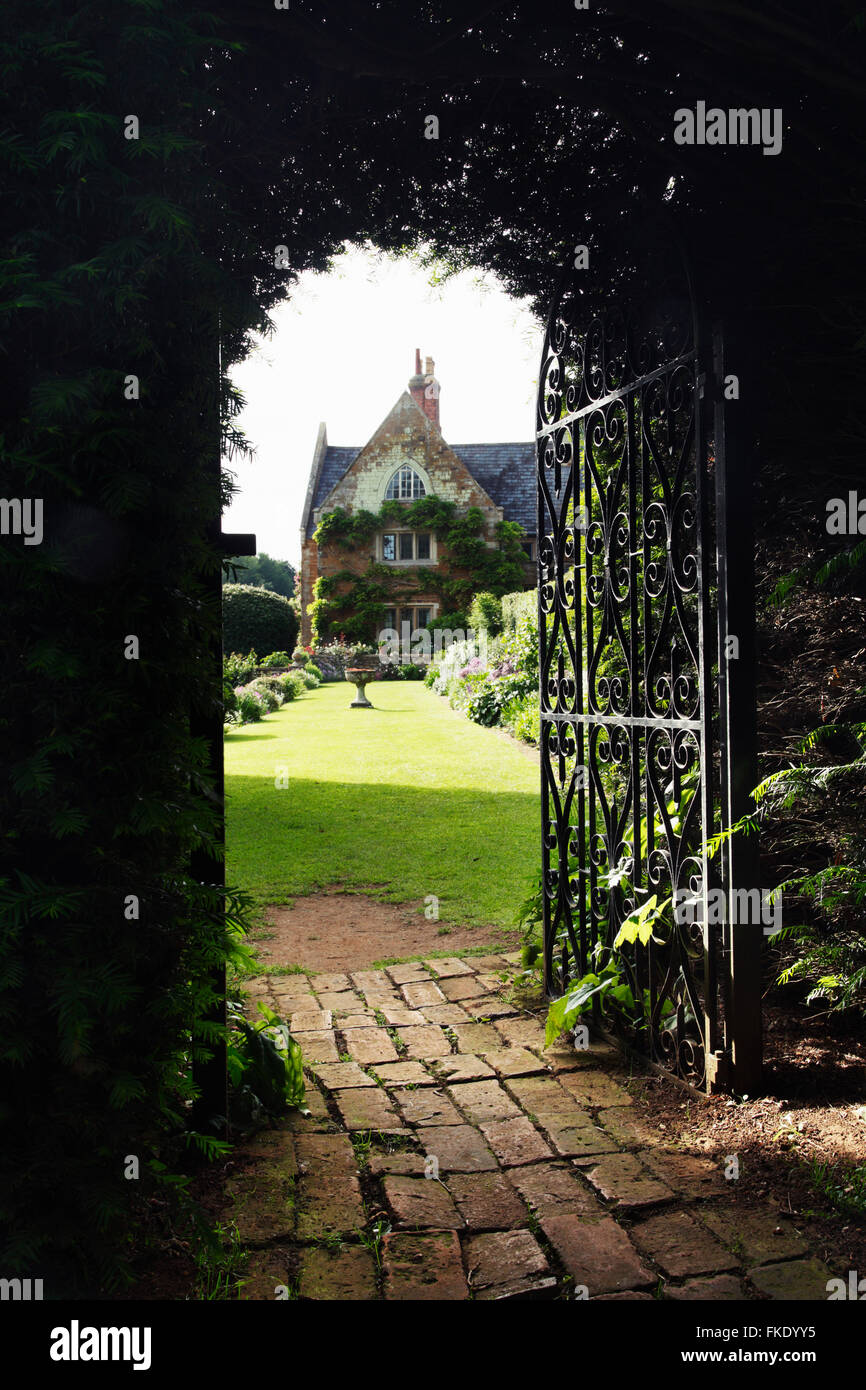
[224,680,540,929]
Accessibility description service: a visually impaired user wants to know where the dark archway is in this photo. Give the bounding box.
[3,0,863,1285]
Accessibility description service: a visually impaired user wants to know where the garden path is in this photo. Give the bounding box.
[224,957,838,1301]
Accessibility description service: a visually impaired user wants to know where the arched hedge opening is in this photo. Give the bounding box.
[1,0,862,1291]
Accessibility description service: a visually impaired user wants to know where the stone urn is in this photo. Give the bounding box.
[346,656,379,708]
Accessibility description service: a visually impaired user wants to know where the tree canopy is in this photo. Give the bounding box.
[223,553,297,600]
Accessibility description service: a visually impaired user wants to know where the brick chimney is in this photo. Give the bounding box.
[408,348,440,428]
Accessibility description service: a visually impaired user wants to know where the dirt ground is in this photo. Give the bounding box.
[629,1008,866,1278]
[253,887,519,972]
[509,977,866,1281]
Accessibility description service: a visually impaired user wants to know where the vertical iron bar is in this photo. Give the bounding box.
[695,335,720,1068]
[585,429,598,977]
[712,322,763,1094]
[626,390,644,1003]
[538,422,553,996]
[640,382,656,1017]
[575,419,587,978]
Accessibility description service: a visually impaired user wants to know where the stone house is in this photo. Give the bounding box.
[298,351,535,646]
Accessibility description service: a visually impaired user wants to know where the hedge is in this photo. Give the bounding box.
[501,589,537,632]
[223,585,299,661]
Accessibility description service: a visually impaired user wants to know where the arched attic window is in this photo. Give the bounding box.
[384,466,426,500]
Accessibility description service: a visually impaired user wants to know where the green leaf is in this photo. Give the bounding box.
[545,973,614,1045]
[613,895,671,948]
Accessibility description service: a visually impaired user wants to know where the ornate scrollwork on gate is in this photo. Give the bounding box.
[537,246,719,1089]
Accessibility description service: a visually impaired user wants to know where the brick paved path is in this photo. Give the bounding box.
[224,955,836,1300]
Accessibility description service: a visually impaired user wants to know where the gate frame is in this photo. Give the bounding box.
[705,321,763,1094]
[536,251,762,1097]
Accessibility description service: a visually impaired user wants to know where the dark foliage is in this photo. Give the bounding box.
[1,0,863,1286]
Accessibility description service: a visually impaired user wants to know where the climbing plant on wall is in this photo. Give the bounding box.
[310,501,528,641]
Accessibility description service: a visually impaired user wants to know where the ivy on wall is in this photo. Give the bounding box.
[310,500,529,641]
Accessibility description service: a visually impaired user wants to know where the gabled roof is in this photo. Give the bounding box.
[311,446,358,519]
[304,439,536,538]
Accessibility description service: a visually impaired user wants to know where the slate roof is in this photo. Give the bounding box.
[451,443,536,536]
[306,442,536,539]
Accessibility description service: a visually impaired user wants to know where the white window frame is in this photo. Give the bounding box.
[397,605,437,644]
[384,466,426,500]
[379,530,436,565]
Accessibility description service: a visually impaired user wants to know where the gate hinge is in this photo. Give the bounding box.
[705,1049,731,1090]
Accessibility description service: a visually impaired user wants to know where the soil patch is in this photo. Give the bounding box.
[621,1008,866,1278]
[256,888,518,971]
[513,979,866,1281]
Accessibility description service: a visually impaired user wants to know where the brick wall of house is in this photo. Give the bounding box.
[321,393,501,525]
[300,391,506,645]
[299,537,318,645]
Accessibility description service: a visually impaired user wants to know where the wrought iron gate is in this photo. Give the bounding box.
[535,229,761,1094]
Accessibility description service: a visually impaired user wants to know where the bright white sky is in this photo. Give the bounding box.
[221,243,544,568]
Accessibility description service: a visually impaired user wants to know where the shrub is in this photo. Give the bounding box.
[380,661,426,681]
[428,610,469,632]
[433,636,491,696]
[278,672,306,699]
[261,651,290,668]
[466,676,501,726]
[714,713,866,1019]
[223,585,299,660]
[501,589,537,633]
[226,1000,305,1125]
[224,650,258,687]
[503,692,540,745]
[236,690,265,723]
[304,662,322,679]
[423,664,439,688]
[469,590,504,637]
[259,684,279,710]
[291,646,308,662]
[427,604,540,739]
[223,678,238,714]
[248,679,281,711]
[253,675,287,702]
[449,669,486,713]
[297,671,320,689]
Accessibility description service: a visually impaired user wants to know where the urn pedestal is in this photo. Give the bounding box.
[346,663,378,708]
